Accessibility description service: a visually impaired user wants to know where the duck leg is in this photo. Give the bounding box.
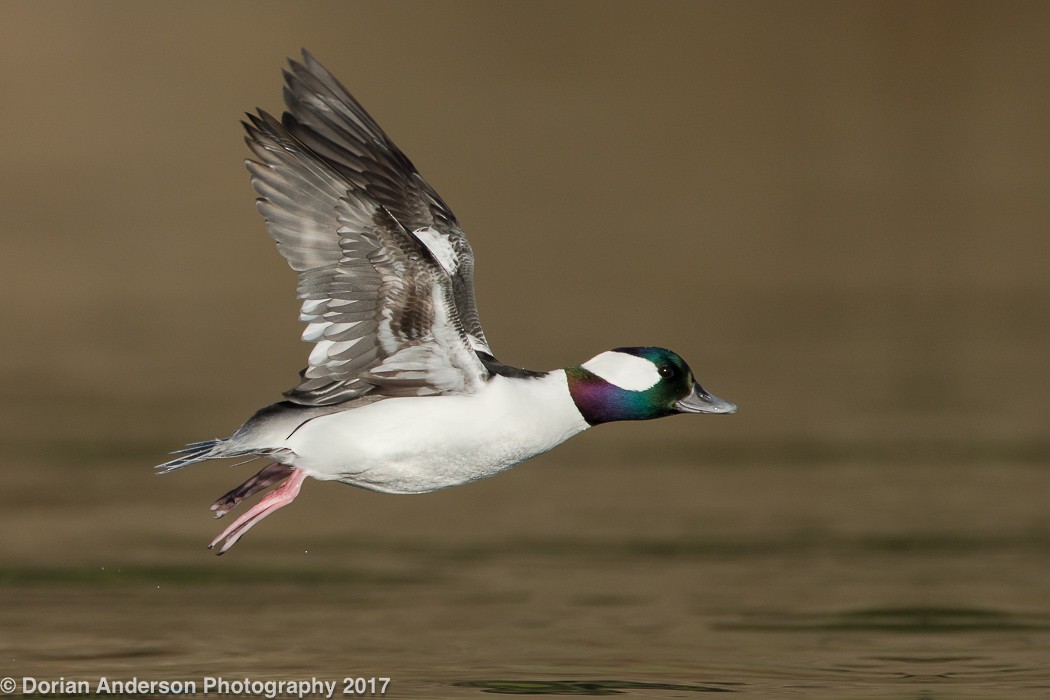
[208,469,308,555]
[210,462,294,518]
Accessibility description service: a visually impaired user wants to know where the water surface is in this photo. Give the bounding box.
[4,446,1050,698]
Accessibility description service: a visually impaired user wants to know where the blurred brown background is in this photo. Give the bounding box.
[2,2,1050,693]
[3,2,1048,453]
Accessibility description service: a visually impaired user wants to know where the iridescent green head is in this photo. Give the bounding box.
[565,347,736,426]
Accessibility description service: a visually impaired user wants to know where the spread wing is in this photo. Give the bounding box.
[245,111,488,405]
[279,49,491,357]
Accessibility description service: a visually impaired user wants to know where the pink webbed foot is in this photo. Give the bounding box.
[208,468,308,555]
[211,462,294,518]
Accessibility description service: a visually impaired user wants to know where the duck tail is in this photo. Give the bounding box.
[154,439,228,474]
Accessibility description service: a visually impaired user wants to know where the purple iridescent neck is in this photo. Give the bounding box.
[565,366,673,425]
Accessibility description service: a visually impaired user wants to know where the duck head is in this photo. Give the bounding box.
[566,347,736,425]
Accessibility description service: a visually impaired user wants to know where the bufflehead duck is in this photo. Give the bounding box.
[158,51,736,553]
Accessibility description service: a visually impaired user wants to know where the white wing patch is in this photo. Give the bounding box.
[363,283,487,395]
[413,226,459,276]
[412,227,490,356]
[467,334,492,355]
[582,351,661,391]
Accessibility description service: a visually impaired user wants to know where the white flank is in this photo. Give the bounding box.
[284,372,589,494]
[581,351,661,391]
[413,226,458,276]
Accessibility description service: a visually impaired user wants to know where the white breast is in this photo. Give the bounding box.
[283,371,589,493]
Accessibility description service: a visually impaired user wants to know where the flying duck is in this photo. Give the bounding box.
[158,51,736,553]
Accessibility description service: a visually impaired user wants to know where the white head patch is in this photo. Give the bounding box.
[581,351,661,391]
[413,226,458,276]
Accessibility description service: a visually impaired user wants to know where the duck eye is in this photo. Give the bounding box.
[658,365,675,379]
